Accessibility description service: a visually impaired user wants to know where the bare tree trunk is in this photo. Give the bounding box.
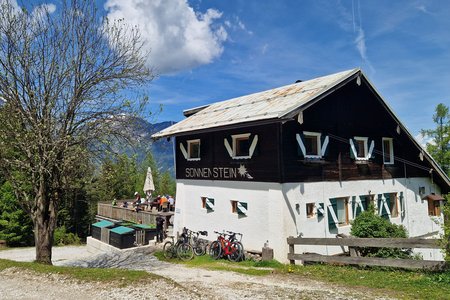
[32,176,58,265]
[34,218,55,264]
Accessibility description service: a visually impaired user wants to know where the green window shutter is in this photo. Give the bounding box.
[317,202,325,217]
[205,198,215,211]
[327,198,338,231]
[237,202,247,215]
[353,196,364,218]
[296,133,306,158]
[378,194,389,220]
[360,195,368,211]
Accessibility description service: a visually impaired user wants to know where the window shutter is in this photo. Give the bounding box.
[349,139,358,159]
[316,203,325,217]
[360,195,368,211]
[399,192,405,217]
[296,133,306,158]
[367,139,375,159]
[249,134,258,157]
[237,202,247,215]
[224,137,233,157]
[179,143,188,159]
[353,196,364,218]
[378,194,389,220]
[327,198,338,230]
[205,198,215,211]
[320,135,329,157]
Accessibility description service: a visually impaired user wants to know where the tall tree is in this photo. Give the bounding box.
[0,0,153,264]
[421,103,450,176]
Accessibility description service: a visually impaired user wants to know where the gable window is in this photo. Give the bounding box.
[233,134,250,157]
[304,132,321,157]
[355,137,367,158]
[382,138,394,164]
[350,136,374,161]
[224,133,258,159]
[187,139,200,161]
[296,132,329,159]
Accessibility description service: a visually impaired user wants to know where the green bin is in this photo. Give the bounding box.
[109,226,135,249]
[91,220,115,240]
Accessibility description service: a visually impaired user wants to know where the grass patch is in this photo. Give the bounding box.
[0,258,162,284]
[288,264,450,299]
[155,251,450,299]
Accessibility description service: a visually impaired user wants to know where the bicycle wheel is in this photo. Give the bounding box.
[227,241,243,262]
[208,241,222,260]
[163,241,175,259]
[193,241,206,256]
[177,243,194,261]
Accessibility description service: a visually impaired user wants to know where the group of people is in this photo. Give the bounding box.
[114,192,175,213]
[152,194,175,212]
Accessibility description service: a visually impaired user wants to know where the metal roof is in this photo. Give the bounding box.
[152,68,360,138]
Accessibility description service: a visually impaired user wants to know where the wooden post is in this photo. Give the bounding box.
[288,236,295,265]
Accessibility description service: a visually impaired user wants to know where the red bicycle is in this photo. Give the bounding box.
[209,231,244,262]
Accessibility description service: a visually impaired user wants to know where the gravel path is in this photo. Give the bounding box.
[0,245,393,299]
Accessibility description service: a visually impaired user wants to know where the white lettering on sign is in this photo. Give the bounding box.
[185,165,252,179]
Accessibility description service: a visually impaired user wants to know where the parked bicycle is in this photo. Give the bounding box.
[163,227,194,261]
[209,230,244,262]
[187,229,209,256]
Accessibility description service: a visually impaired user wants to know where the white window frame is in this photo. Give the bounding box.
[382,137,394,164]
[354,136,368,160]
[187,139,201,161]
[232,133,251,159]
[303,131,322,159]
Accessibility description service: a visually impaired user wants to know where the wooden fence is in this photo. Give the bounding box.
[287,236,447,270]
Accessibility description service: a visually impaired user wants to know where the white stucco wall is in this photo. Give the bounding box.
[173,177,444,263]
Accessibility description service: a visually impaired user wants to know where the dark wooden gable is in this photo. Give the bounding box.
[172,75,448,192]
[281,76,439,187]
[175,123,282,182]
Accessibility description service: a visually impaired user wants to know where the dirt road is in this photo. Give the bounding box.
[0,246,391,299]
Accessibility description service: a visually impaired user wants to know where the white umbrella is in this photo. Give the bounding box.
[143,167,155,193]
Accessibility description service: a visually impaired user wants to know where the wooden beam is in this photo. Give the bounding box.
[286,237,441,249]
[287,253,447,270]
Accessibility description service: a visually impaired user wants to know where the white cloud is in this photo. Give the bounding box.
[104,0,227,74]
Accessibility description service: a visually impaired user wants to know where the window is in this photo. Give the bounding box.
[187,139,200,160]
[231,200,237,213]
[336,198,349,226]
[428,200,441,216]
[304,131,321,157]
[328,197,349,229]
[306,203,315,218]
[296,132,329,159]
[355,137,368,158]
[382,138,394,164]
[386,193,398,218]
[232,134,250,157]
[231,200,247,215]
[201,197,214,211]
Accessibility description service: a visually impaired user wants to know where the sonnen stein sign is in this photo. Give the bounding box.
[185,164,253,180]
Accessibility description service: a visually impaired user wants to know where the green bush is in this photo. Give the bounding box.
[350,206,412,258]
[53,226,81,246]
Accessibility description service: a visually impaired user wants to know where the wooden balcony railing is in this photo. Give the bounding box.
[97,202,161,225]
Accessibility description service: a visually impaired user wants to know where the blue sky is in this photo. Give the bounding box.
[97,1,450,139]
